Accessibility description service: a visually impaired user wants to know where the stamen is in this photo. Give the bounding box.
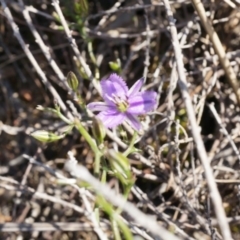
[113,95,129,112]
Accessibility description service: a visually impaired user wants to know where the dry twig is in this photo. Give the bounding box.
[0,0,73,120]
[191,0,240,106]
[162,0,232,239]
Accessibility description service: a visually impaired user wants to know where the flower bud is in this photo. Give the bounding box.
[73,57,89,79]
[106,149,132,181]
[92,117,106,144]
[109,61,121,72]
[67,71,79,91]
[30,130,65,143]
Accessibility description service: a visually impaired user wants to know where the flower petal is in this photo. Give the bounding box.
[125,113,141,130]
[97,110,125,129]
[101,74,128,101]
[127,91,157,114]
[87,102,114,112]
[128,77,144,98]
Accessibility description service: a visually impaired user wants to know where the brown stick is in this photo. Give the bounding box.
[192,0,240,106]
[162,0,233,239]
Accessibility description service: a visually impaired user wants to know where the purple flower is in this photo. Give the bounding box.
[87,74,157,130]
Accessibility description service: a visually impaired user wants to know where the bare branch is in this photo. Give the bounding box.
[162,0,232,239]
[0,0,73,120]
[51,0,100,94]
[17,0,67,86]
[191,0,240,106]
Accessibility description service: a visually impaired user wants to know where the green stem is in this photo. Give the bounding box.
[111,218,122,240]
[74,119,102,176]
[101,168,107,183]
[116,184,132,215]
[75,119,100,154]
[87,41,100,79]
[94,152,101,177]
[116,215,132,240]
[45,107,72,125]
[123,131,138,157]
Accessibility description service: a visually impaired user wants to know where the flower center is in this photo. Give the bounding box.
[116,101,129,112]
[113,96,129,113]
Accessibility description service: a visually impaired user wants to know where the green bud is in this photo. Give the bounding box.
[92,117,106,144]
[109,61,121,72]
[79,66,89,80]
[67,71,79,91]
[52,11,60,23]
[74,0,89,16]
[73,57,89,80]
[107,149,132,180]
[30,130,65,143]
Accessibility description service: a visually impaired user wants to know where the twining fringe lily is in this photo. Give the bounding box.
[87,74,157,130]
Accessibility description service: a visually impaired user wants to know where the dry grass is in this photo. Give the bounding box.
[1,0,240,239]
